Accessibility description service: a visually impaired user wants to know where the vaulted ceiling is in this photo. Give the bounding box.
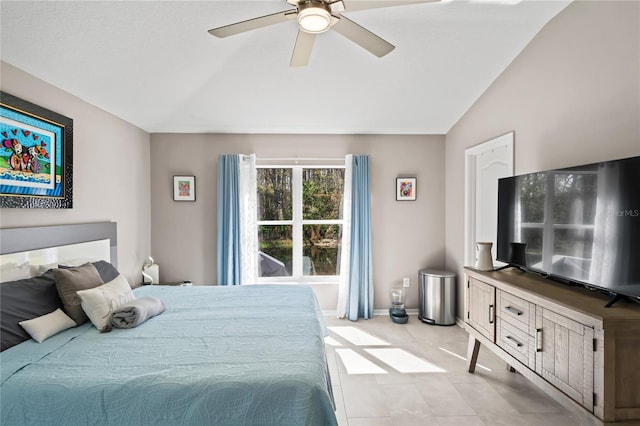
[0,0,571,134]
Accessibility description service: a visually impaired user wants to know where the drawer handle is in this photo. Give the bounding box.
[505,305,523,316]
[505,335,523,347]
[535,328,543,352]
[489,304,494,324]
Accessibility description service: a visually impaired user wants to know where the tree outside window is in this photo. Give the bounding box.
[257,166,345,281]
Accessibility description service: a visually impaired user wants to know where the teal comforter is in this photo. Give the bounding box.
[1,285,337,426]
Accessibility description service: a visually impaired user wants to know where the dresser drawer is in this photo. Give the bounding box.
[497,317,535,368]
[497,290,534,334]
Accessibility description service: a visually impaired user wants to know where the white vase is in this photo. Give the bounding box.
[475,242,494,271]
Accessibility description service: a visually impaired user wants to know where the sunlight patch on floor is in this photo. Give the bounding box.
[365,348,446,373]
[438,347,492,372]
[324,336,342,346]
[328,326,390,346]
[335,349,388,375]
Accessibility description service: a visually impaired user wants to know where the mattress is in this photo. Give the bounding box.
[1,284,337,426]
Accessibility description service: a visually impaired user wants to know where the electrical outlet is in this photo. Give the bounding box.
[403,277,410,288]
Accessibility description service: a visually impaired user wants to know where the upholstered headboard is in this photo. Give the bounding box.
[0,222,117,268]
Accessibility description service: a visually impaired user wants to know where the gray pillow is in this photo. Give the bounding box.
[53,263,104,325]
[59,260,120,284]
[92,261,121,283]
[1,271,63,351]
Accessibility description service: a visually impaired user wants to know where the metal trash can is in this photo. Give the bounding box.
[418,269,456,325]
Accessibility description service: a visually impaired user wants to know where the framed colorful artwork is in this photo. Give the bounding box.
[173,175,196,201]
[0,91,73,208]
[396,177,416,201]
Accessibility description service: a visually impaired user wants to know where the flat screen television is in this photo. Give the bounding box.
[496,155,640,305]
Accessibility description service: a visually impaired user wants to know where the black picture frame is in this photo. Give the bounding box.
[0,91,73,208]
[173,175,196,201]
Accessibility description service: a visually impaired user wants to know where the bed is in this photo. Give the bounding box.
[0,222,337,426]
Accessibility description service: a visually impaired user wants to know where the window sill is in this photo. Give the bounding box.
[255,279,339,286]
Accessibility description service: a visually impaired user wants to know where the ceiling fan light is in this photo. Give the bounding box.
[298,7,331,33]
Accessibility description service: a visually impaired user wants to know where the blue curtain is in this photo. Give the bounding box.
[217,154,241,285]
[347,155,373,320]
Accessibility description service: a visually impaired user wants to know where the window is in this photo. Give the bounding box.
[257,165,345,282]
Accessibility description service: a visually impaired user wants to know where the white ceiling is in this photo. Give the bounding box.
[0,0,571,134]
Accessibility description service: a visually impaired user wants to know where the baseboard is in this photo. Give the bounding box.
[323,309,420,317]
[373,308,419,316]
[323,309,464,324]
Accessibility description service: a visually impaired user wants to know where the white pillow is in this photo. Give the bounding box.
[77,274,135,331]
[19,309,76,343]
[59,258,97,268]
[1,262,33,282]
[35,262,59,276]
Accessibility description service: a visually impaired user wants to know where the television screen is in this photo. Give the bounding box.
[497,155,640,300]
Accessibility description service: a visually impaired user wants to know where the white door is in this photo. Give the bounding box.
[465,132,514,267]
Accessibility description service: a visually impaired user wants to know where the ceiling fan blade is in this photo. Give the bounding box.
[331,16,394,58]
[290,30,316,67]
[343,0,440,13]
[208,10,296,38]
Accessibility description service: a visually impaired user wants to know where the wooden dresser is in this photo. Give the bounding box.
[464,267,640,424]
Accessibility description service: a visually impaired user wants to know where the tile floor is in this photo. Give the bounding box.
[324,314,604,426]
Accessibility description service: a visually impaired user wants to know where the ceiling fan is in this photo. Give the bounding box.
[208,0,439,67]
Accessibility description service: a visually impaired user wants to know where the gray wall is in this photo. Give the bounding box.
[0,62,152,286]
[150,133,446,310]
[445,1,640,317]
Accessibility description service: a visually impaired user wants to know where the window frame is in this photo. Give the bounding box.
[256,164,345,284]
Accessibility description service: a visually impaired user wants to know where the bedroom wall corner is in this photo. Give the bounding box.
[444,0,640,319]
[0,61,152,286]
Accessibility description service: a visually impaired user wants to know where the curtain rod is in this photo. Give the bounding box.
[257,157,345,161]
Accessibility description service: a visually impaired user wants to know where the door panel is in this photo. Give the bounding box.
[467,278,496,341]
[475,150,511,258]
[464,132,514,266]
[536,306,594,411]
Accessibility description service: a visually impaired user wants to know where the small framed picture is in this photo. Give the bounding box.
[396,177,416,201]
[173,175,196,201]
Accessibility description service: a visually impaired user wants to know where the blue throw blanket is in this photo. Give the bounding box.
[110,296,165,329]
